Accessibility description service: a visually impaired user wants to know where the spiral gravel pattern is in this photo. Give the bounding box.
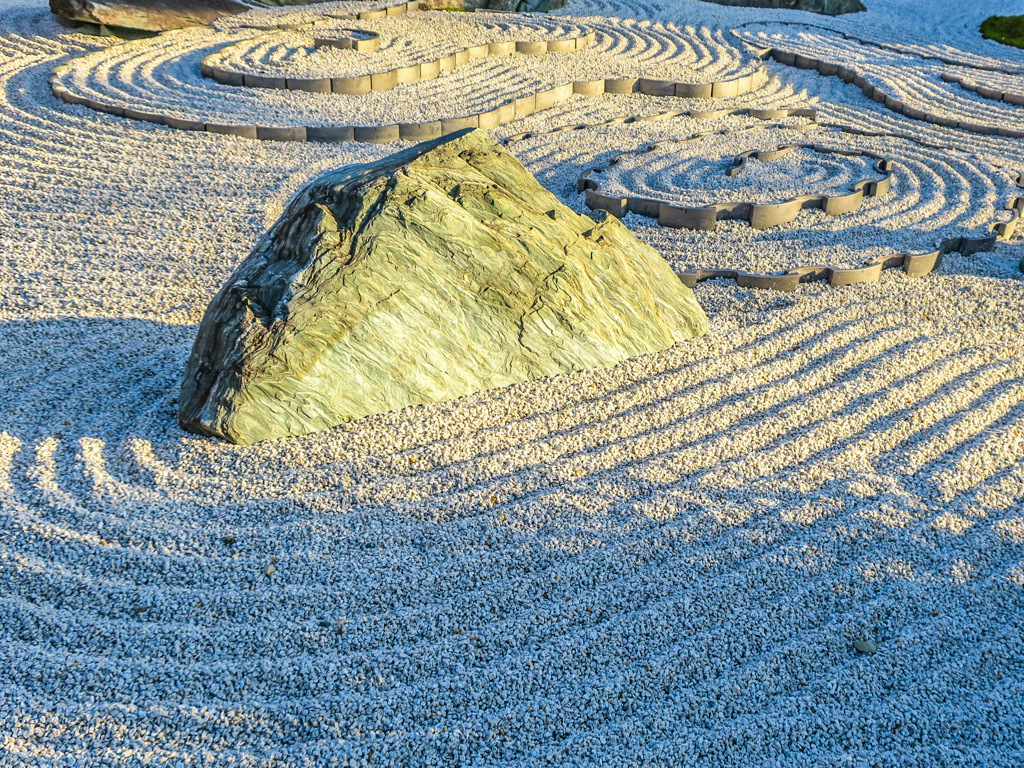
[596,139,887,207]
[737,23,1024,135]
[51,8,763,129]
[2,0,1024,766]
[515,118,1022,273]
[209,15,593,80]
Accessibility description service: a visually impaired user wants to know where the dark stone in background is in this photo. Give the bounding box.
[51,0,570,34]
[698,0,866,15]
[50,0,257,32]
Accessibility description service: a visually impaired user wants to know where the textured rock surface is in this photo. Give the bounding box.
[698,0,865,16]
[179,129,707,444]
[474,0,568,11]
[50,0,255,31]
[50,0,569,32]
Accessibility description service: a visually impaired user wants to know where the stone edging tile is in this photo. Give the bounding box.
[578,131,893,231]
[507,110,1024,290]
[203,27,597,94]
[49,2,764,145]
[734,21,1024,75]
[939,72,1024,109]
[731,22,1024,139]
[676,179,1024,291]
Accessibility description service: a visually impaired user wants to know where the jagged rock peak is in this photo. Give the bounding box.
[179,129,708,444]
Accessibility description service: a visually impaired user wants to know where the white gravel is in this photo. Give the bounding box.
[735,22,1024,133]
[595,129,887,206]
[2,0,1024,766]
[530,118,1022,272]
[211,14,593,79]
[52,10,764,126]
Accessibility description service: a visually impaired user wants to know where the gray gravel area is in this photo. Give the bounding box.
[1,0,1024,766]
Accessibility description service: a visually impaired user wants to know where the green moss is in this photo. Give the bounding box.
[980,15,1024,50]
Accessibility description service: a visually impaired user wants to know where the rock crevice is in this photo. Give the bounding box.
[179,129,707,444]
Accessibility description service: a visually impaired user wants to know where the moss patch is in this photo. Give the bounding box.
[981,15,1024,50]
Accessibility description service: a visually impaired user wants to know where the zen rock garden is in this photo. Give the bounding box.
[3,0,1024,765]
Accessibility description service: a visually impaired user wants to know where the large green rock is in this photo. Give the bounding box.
[178,129,707,444]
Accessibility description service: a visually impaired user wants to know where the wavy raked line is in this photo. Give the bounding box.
[579,133,893,231]
[202,29,597,95]
[508,110,1024,290]
[49,0,762,144]
[731,23,1024,139]
[940,72,1024,109]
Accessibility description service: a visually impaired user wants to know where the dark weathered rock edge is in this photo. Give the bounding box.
[178,128,709,444]
[49,0,255,32]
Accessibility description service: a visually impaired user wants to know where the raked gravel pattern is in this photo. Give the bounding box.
[211,15,595,79]
[533,119,1023,273]
[593,139,887,208]
[944,66,1024,103]
[734,23,1024,135]
[52,9,763,128]
[2,0,1024,766]
[557,0,1024,64]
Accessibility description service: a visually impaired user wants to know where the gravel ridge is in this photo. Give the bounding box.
[0,0,1023,765]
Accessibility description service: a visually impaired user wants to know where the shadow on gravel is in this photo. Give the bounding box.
[0,316,192,446]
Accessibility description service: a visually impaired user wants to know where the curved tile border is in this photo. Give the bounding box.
[675,223,1022,291]
[671,163,1024,290]
[940,72,1024,109]
[507,111,1023,289]
[50,13,764,145]
[578,136,893,231]
[742,21,1024,75]
[202,29,598,94]
[732,23,1024,139]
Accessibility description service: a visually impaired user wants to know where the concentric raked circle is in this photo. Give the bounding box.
[511,114,1024,289]
[583,133,893,230]
[49,0,766,142]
